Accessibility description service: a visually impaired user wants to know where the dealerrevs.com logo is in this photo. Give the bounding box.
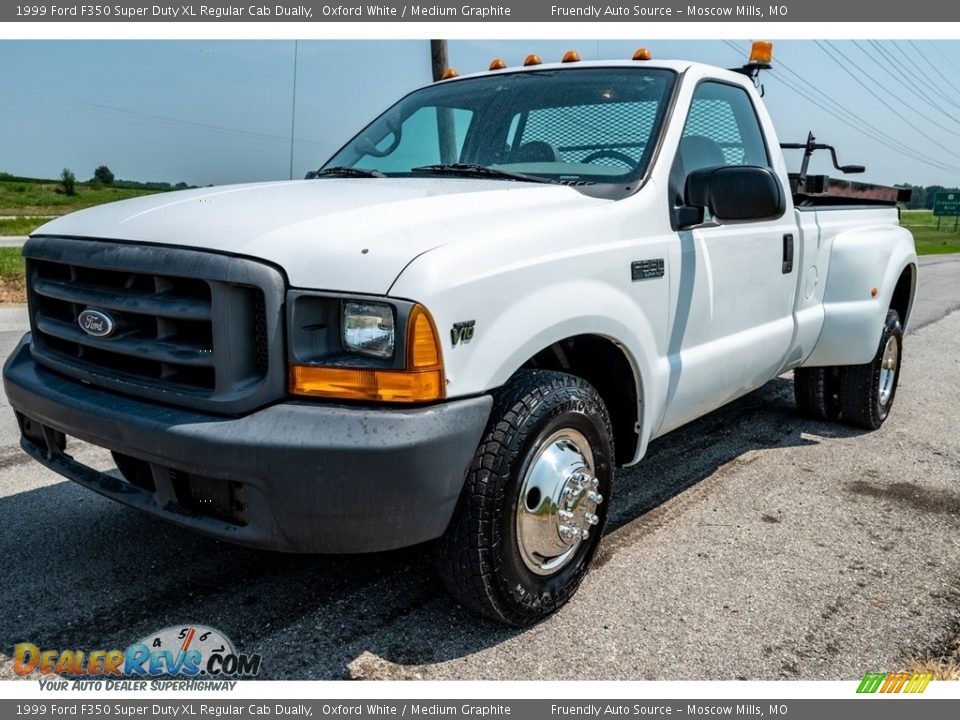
[15,625,261,690]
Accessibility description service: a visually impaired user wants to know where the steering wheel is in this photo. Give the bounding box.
[580,149,636,167]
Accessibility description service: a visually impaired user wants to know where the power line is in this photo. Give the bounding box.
[908,40,960,97]
[817,40,960,158]
[857,40,960,121]
[884,41,960,112]
[929,42,960,74]
[770,74,960,174]
[824,40,960,141]
[0,83,334,150]
[720,41,960,174]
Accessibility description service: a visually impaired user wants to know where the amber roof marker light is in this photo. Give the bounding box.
[562,50,581,63]
[489,58,507,70]
[523,54,542,67]
[441,68,459,80]
[632,48,652,61]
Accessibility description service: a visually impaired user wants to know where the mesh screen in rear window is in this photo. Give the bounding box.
[518,101,660,168]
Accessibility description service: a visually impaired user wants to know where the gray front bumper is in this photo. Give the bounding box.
[3,336,492,553]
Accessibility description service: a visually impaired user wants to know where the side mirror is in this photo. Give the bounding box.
[683,165,785,226]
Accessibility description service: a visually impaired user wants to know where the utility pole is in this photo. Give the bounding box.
[430,40,456,163]
[288,39,299,180]
[430,39,448,82]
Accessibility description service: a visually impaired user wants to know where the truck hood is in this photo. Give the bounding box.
[33,178,603,294]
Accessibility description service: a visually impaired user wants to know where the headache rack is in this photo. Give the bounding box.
[782,132,912,207]
[789,175,912,207]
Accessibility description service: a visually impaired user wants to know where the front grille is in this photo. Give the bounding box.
[25,237,287,414]
[32,261,218,391]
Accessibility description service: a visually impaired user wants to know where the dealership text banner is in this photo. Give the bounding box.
[5,0,960,22]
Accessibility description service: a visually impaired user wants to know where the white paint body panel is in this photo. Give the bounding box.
[32,60,917,466]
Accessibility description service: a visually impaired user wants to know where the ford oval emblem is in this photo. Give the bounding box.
[78,309,116,338]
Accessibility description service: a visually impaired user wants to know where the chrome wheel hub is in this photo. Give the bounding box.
[516,429,603,576]
[878,335,899,405]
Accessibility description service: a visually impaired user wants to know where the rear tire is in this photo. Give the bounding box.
[794,366,841,421]
[435,370,614,626]
[839,309,903,430]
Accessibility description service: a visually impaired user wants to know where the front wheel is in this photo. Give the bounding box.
[435,370,614,626]
[839,309,903,430]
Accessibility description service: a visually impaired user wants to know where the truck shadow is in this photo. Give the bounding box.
[0,376,868,679]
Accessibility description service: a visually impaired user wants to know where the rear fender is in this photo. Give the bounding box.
[803,224,916,367]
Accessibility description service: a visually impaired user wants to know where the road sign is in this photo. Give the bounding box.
[933,192,960,217]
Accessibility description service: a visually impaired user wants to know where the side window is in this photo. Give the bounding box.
[355,106,473,171]
[679,82,769,174]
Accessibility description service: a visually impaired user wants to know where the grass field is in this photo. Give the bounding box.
[900,209,960,255]
[0,217,48,236]
[0,247,26,303]
[0,178,163,233]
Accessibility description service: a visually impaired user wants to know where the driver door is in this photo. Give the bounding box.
[659,81,798,434]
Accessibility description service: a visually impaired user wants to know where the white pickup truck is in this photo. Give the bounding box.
[4,46,916,626]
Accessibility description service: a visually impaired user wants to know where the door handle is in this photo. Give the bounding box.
[782,233,794,274]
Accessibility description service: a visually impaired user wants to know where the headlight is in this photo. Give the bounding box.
[287,292,445,403]
[342,302,395,359]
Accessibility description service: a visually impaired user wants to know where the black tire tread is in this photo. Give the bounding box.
[839,309,902,430]
[794,367,839,421]
[434,369,612,626]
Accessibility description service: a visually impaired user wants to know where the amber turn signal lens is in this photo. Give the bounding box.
[289,304,445,403]
[489,58,507,70]
[289,366,444,403]
[441,67,459,80]
[523,54,542,66]
[561,50,581,63]
[407,305,441,369]
[632,48,652,61]
[749,41,773,66]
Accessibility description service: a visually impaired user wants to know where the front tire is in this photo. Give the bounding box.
[839,309,903,430]
[435,370,614,626]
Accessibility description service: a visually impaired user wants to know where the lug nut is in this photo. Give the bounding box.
[559,525,577,540]
[588,491,603,504]
[580,529,590,541]
[585,512,599,526]
[558,510,573,522]
[589,476,599,489]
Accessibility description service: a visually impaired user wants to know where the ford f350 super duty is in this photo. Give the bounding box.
[4,45,916,625]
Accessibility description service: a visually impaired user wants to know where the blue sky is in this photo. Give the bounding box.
[1,39,959,188]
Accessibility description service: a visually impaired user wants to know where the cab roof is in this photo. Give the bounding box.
[437,58,753,87]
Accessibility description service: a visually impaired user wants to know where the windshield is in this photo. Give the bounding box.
[323,67,677,197]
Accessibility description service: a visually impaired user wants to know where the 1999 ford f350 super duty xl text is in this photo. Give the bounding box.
[4,44,916,625]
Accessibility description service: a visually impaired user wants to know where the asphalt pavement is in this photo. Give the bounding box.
[0,255,958,680]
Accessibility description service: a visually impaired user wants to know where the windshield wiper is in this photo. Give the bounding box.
[309,166,385,179]
[410,163,559,184]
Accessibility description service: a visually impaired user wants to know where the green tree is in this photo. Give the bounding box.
[93,165,115,185]
[59,168,77,196]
